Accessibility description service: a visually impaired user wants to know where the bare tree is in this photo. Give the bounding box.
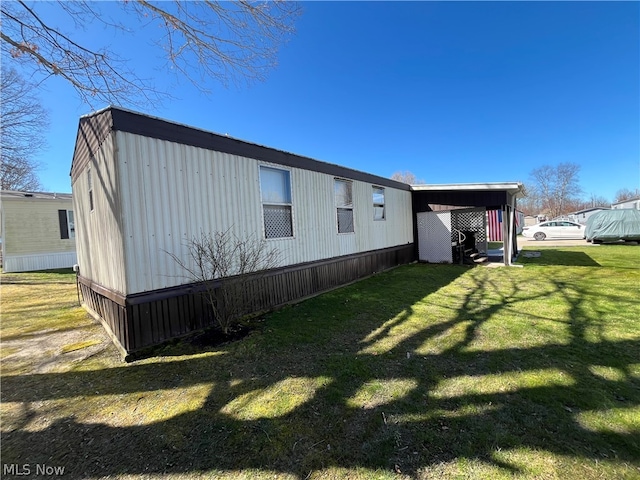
[614,188,640,203]
[1,1,301,107]
[517,183,543,215]
[529,163,582,219]
[391,171,424,185]
[585,194,610,209]
[563,195,608,214]
[169,229,280,335]
[1,68,47,191]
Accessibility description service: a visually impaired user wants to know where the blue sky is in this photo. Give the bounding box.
[17,1,640,202]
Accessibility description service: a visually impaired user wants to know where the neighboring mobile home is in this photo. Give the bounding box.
[611,197,640,210]
[568,207,608,225]
[70,107,414,356]
[0,191,77,273]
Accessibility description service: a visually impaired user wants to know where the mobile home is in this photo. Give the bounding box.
[611,197,640,210]
[1,191,76,272]
[569,207,608,225]
[70,107,414,356]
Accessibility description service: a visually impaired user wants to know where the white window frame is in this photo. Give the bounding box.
[335,178,354,234]
[373,186,385,221]
[88,167,94,212]
[58,209,75,240]
[67,210,75,239]
[259,165,294,239]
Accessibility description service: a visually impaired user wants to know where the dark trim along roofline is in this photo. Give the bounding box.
[77,106,411,191]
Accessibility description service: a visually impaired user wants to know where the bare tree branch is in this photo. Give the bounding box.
[614,188,640,203]
[517,183,543,216]
[391,171,424,185]
[529,163,582,218]
[1,68,46,191]
[1,1,301,108]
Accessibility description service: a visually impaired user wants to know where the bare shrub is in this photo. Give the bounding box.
[169,229,280,335]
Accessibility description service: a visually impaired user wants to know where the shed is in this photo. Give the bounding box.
[70,107,415,356]
[411,183,524,265]
[0,191,77,272]
[524,215,539,227]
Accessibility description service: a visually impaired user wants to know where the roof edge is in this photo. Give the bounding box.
[411,182,524,195]
[1,190,73,200]
[87,106,412,191]
[611,196,640,206]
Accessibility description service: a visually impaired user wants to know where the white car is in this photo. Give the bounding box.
[521,221,586,241]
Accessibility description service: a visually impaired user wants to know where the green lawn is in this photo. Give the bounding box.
[1,246,639,479]
[1,268,89,340]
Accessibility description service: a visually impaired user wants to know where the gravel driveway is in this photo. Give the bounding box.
[519,237,594,247]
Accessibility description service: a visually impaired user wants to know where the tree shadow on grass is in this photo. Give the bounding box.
[517,250,601,267]
[1,263,639,479]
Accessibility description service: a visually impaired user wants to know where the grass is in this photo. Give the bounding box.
[1,246,639,479]
[0,268,113,375]
[1,268,89,340]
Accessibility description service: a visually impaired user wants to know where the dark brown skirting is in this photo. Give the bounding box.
[79,244,415,356]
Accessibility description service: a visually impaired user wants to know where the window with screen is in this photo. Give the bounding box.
[373,186,385,221]
[260,166,293,239]
[335,179,354,233]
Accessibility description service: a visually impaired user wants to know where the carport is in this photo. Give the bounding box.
[412,183,525,266]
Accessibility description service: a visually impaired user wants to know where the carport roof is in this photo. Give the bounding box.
[411,182,525,196]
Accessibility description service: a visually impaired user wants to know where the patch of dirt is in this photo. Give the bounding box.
[2,323,113,374]
[520,238,593,247]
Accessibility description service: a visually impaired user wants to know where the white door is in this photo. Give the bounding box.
[417,211,452,263]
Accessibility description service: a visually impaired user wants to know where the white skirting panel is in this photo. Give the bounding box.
[3,251,78,273]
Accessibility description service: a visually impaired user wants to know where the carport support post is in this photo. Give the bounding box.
[510,193,518,265]
[503,193,517,266]
[502,207,510,266]
[510,194,518,261]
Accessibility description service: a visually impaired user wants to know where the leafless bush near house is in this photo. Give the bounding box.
[169,229,280,335]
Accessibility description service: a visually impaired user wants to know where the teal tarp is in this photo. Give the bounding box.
[585,209,640,242]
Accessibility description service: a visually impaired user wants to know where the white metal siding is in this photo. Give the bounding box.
[118,132,264,294]
[72,133,128,293]
[116,132,413,295]
[3,251,78,273]
[612,199,640,210]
